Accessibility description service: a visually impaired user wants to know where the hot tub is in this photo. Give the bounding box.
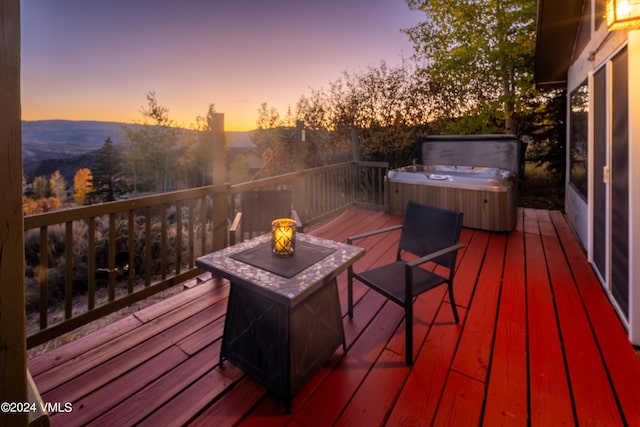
[388,135,521,232]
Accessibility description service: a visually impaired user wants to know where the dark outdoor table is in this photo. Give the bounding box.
[195,233,365,412]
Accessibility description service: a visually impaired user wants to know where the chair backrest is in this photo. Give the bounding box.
[398,201,463,269]
[241,189,293,234]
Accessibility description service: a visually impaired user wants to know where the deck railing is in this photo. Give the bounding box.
[24,161,388,348]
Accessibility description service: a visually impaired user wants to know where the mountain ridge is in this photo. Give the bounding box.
[22,119,256,183]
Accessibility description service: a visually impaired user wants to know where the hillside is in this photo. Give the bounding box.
[22,120,137,164]
[22,119,257,183]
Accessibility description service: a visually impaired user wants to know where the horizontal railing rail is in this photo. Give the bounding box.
[24,162,387,348]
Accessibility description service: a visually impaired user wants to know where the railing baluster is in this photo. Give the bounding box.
[161,204,168,280]
[108,213,116,301]
[39,226,48,330]
[88,217,96,310]
[65,221,73,320]
[176,201,182,275]
[145,207,152,287]
[200,196,207,256]
[189,199,195,268]
[128,209,135,294]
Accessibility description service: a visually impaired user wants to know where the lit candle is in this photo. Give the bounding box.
[272,218,296,256]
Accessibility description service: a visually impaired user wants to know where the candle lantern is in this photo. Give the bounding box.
[271,218,296,256]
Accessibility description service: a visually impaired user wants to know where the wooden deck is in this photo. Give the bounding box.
[28,207,640,426]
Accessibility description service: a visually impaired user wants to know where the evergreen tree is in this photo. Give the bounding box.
[91,137,122,202]
[123,92,180,193]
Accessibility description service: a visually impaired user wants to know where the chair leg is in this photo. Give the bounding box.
[405,303,414,366]
[448,282,460,323]
[347,266,354,319]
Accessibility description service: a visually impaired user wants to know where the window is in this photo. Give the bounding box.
[570,81,589,199]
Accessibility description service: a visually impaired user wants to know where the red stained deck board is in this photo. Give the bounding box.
[538,210,624,426]
[483,226,528,426]
[190,377,267,427]
[524,209,574,426]
[27,314,143,376]
[34,285,227,394]
[309,208,393,242]
[385,286,448,364]
[386,304,467,426]
[47,345,188,426]
[89,342,228,427]
[137,364,244,427]
[133,278,219,323]
[432,370,484,426]
[291,301,405,426]
[451,229,490,309]
[452,233,506,382]
[175,315,225,356]
[334,347,407,427]
[42,299,226,405]
[336,287,453,426]
[550,211,640,426]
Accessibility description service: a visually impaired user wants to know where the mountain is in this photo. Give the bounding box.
[21,119,257,183]
[22,120,137,164]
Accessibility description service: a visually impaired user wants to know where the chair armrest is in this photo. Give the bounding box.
[406,243,465,268]
[347,224,403,244]
[229,211,243,233]
[291,209,303,230]
[229,212,243,246]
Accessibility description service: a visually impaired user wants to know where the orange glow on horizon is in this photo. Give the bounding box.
[21,109,258,132]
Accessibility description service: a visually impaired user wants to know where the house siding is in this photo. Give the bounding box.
[564,6,639,344]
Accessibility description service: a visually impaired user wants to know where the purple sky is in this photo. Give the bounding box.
[21,0,422,131]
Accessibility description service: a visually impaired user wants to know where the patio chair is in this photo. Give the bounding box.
[229,189,301,245]
[347,201,464,365]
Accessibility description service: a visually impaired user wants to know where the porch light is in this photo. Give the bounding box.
[607,0,640,30]
[272,218,296,256]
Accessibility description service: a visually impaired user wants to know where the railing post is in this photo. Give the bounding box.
[351,126,360,203]
[351,126,360,162]
[294,120,307,223]
[211,113,227,250]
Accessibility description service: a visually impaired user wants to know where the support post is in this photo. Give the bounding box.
[351,126,360,162]
[211,113,227,250]
[0,1,29,425]
[294,121,307,223]
[351,126,361,203]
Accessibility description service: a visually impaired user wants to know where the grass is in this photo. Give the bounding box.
[518,162,565,210]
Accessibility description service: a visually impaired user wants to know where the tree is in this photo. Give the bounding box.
[178,104,217,187]
[74,168,93,205]
[404,0,537,133]
[228,154,252,184]
[91,137,123,202]
[49,170,67,201]
[31,175,51,199]
[251,103,295,177]
[293,60,430,167]
[123,92,180,193]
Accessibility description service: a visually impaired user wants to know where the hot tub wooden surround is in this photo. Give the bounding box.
[389,177,518,232]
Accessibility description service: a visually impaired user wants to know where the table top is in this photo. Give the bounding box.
[196,233,365,306]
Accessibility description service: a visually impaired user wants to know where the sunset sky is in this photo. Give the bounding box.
[21,0,422,131]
